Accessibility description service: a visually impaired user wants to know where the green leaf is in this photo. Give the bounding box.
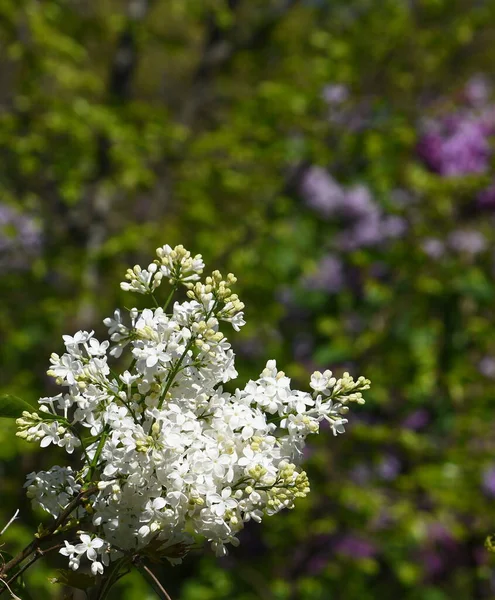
[50,569,95,591]
[0,395,36,419]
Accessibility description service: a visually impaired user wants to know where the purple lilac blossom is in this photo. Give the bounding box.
[338,212,405,251]
[334,535,377,559]
[447,229,486,255]
[303,254,344,293]
[299,166,345,218]
[422,551,444,578]
[418,116,491,176]
[463,74,491,108]
[478,182,495,209]
[422,238,445,259]
[428,522,456,547]
[478,357,495,378]
[376,454,401,481]
[402,409,430,430]
[350,463,372,485]
[342,184,377,220]
[482,465,495,497]
[301,169,406,249]
[0,203,42,270]
[322,83,349,105]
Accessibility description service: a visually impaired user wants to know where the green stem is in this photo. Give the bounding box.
[157,338,195,409]
[163,284,178,312]
[87,427,110,482]
[150,293,160,308]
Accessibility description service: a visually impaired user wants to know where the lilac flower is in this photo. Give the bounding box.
[479,357,495,378]
[334,535,377,559]
[381,215,407,239]
[417,131,444,173]
[338,213,404,251]
[422,238,445,259]
[350,463,372,485]
[482,465,495,497]
[301,170,405,250]
[299,166,345,218]
[0,204,42,270]
[447,229,486,255]
[322,84,349,105]
[428,522,455,547]
[441,119,491,176]
[478,181,495,209]
[303,254,344,293]
[402,409,429,430]
[376,454,401,481]
[463,75,491,108]
[422,551,444,578]
[418,115,491,176]
[342,185,378,220]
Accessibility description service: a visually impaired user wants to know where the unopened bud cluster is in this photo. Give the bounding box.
[17,244,369,576]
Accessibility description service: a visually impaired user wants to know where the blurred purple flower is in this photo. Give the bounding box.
[428,522,456,547]
[482,465,495,497]
[300,166,345,218]
[322,83,349,105]
[478,181,495,209]
[0,204,42,270]
[422,238,445,259]
[339,213,404,251]
[478,356,495,378]
[377,454,401,481]
[342,184,377,220]
[334,535,377,559]
[381,215,407,238]
[422,551,444,577]
[350,463,372,485]
[418,116,491,177]
[301,170,406,250]
[447,229,486,255]
[402,409,429,430]
[304,254,344,293]
[463,75,491,108]
[276,286,295,308]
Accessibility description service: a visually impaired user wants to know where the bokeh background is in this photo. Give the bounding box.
[2,0,495,598]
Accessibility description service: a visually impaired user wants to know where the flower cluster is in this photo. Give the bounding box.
[417,75,495,207]
[17,244,369,575]
[300,167,405,250]
[0,203,42,270]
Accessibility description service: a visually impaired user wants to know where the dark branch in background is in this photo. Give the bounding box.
[76,0,154,326]
[96,0,150,179]
[181,0,302,124]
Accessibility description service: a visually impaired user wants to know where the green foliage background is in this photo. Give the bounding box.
[2,0,495,598]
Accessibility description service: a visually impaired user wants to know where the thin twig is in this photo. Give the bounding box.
[0,512,19,538]
[0,486,97,581]
[0,578,21,600]
[136,561,173,600]
[4,543,64,590]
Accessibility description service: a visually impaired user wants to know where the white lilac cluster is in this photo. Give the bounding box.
[16,244,370,575]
